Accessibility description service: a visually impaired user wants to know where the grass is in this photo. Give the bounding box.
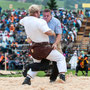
[37,71,46,77]
[0,0,31,10]
[66,69,90,76]
[56,0,64,8]
[37,69,90,77]
[0,70,22,77]
[0,74,22,77]
[0,0,65,11]
[0,69,90,77]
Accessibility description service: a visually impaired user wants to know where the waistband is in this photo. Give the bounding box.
[32,42,49,45]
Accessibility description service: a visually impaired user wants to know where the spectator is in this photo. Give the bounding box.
[0,6,2,14]
[75,51,88,76]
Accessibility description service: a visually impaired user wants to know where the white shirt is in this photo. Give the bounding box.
[20,16,51,43]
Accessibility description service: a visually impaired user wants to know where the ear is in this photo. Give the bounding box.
[34,12,38,17]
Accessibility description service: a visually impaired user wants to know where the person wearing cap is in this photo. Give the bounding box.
[20,4,67,85]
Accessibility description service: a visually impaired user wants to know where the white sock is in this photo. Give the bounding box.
[27,69,38,78]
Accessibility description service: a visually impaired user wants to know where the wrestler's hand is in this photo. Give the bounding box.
[52,43,57,49]
[27,37,32,44]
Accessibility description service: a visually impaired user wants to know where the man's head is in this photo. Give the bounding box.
[43,9,52,23]
[28,4,41,18]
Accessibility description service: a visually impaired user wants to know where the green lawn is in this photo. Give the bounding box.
[0,69,90,77]
[66,69,90,76]
[37,69,90,77]
[0,0,65,11]
[0,0,31,10]
[56,0,64,8]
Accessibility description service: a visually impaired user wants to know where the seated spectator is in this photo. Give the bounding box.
[0,54,4,70]
[7,40,11,49]
[10,24,15,32]
[10,14,14,23]
[76,18,82,31]
[8,51,17,70]
[75,51,88,76]
[5,25,10,32]
[11,41,18,49]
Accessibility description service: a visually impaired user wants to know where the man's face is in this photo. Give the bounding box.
[43,12,52,23]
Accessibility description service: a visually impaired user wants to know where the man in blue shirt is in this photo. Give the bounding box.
[43,9,62,52]
[43,9,65,82]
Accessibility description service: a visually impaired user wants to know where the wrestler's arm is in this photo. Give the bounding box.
[52,21,62,49]
[52,34,61,49]
[54,34,61,45]
[39,19,56,36]
[44,30,56,36]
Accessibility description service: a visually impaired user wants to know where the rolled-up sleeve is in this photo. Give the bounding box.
[19,18,24,26]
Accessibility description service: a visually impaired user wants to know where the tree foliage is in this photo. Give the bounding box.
[47,0,58,10]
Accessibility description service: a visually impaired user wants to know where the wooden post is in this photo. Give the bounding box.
[5,53,7,71]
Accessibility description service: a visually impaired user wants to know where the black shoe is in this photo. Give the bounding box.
[22,77,31,85]
[22,69,27,77]
[60,74,65,81]
[50,79,56,83]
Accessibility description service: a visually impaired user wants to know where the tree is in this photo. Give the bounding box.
[47,0,58,10]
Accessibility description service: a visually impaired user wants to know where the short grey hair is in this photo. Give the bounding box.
[28,4,41,15]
